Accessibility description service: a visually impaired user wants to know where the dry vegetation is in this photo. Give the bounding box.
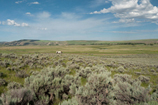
[0,44,158,105]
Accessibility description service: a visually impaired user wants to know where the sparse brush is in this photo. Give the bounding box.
[0,79,7,86]
[24,66,69,104]
[135,72,142,75]
[138,75,150,83]
[116,66,125,73]
[0,88,35,105]
[15,70,29,78]
[7,82,23,90]
[60,97,79,105]
[68,64,80,70]
[151,69,155,72]
[0,72,4,77]
[114,74,150,105]
[75,71,115,105]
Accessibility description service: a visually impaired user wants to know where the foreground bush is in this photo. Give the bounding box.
[60,97,79,105]
[0,88,35,105]
[74,71,115,105]
[0,79,6,86]
[0,53,158,105]
[114,74,150,105]
[24,66,70,104]
[7,82,22,90]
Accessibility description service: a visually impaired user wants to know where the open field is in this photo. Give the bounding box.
[0,44,158,104]
[0,44,158,54]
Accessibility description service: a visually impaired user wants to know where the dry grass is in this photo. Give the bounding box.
[0,44,158,55]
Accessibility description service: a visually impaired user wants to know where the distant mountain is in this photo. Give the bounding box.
[0,39,66,46]
[0,39,158,46]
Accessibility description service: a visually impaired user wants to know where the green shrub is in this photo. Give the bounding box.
[24,66,69,104]
[77,67,92,78]
[75,71,115,105]
[60,97,79,105]
[114,74,150,105]
[0,79,7,86]
[7,82,22,90]
[0,72,4,77]
[15,70,29,78]
[68,64,80,70]
[138,75,150,83]
[0,88,35,105]
[151,69,155,72]
[117,66,125,73]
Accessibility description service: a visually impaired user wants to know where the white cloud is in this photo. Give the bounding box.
[1,12,121,41]
[7,19,17,26]
[37,11,51,18]
[105,0,109,3]
[112,31,136,34]
[25,12,33,16]
[113,18,136,23]
[30,2,39,5]
[15,1,23,4]
[14,23,21,27]
[2,21,5,25]
[37,28,47,30]
[90,0,109,7]
[26,12,31,15]
[3,19,29,27]
[113,29,158,34]
[30,12,110,36]
[21,23,29,27]
[61,12,81,19]
[0,21,1,24]
[90,0,158,24]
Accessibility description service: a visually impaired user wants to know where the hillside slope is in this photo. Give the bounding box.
[0,39,158,46]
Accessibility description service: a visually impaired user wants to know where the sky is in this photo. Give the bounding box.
[0,0,158,41]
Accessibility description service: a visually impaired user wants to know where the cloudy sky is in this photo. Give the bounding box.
[0,0,158,41]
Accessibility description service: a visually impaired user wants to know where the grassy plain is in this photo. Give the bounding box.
[0,44,158,104]
[0,44,158,54]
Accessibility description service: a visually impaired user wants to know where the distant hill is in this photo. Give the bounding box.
[0,39,158,46]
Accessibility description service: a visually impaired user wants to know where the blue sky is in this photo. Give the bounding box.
[0,0,158,41]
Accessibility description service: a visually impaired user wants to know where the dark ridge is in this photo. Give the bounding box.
[16,39,40,42]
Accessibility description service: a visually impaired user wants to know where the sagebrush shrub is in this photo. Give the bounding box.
[15,70,29,78]
[60,97,79,105]
[117,66,125,73]
[0,72,4,77]
[24,66,69,104]
[114,74,150,105]
[0,88,35,105]
[138,75,150,83]
[7,82,22,90]
[0,79,6,86]
[75,71,115,105]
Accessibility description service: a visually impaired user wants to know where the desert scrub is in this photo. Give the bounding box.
[151,69,155,72]
[7,82,22,90]
[24,66,70,104]
[75,71,115,105]
[15,70,29,78]
[68,63,80,70]
[76,67,92,78]
[116,66,126,73]
[138,75,150,83]
[0,72,4,77]
[60,97,79,105]
[0,79,7,86]
[0,88,35,105]
[0,61,10,68]
[135,72,141,75]
[114,74,150,104]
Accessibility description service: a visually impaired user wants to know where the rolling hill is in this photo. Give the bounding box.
[0,39,158,46]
